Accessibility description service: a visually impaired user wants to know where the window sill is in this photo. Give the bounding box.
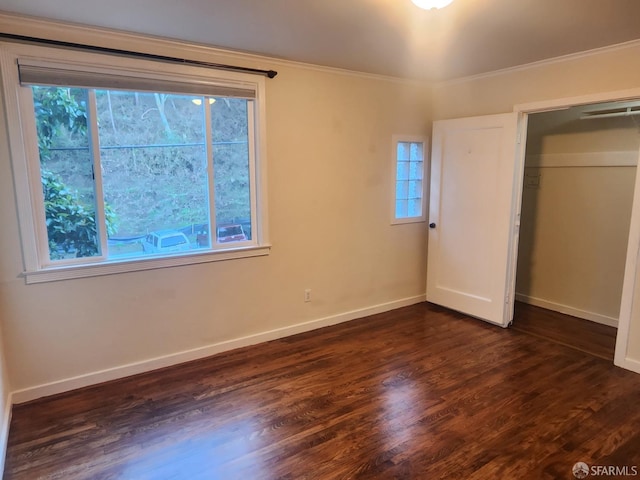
[391,217,426,225]
[22,245,271,284]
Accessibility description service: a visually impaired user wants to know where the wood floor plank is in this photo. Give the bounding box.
[4,302,640,479]
[512,301,617,360]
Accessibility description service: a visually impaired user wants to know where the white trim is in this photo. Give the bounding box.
[23,245,271,284]
[615,145,640,369]
[390,134,428,225]
[10,294,426,404]
[87,90,109,262]
[515,293,619,328]
[0,49,40,273]
[505,113,529,324]
[525,151,638,169]
[245,99,259,244]
[204,93,217,249]
[0,392,11,475]
[254,76,270,245]
[437,38,640,87]
[0,11,423,87]
[514,88,640,114]
[615,356,640,375]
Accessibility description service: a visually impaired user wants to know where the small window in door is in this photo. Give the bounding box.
[392,135,427,224]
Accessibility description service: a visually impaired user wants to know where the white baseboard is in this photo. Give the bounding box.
[0,392,11,475]
[615,355,640,375]
[515,293,619,328]
[11,294,426,404]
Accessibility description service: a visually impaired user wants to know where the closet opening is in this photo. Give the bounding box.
[513,100,640,360]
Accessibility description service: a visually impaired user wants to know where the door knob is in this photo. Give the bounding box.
[429,223,436,229]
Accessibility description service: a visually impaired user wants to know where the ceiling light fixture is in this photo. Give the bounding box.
[411,0,454,9]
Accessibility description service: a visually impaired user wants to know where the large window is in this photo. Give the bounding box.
[392,135,427,224]
[1,44,269,282]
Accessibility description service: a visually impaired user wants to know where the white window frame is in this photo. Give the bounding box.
[391,134,428,225]
[0,42,270,284]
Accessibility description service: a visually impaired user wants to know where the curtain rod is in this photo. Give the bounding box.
[0,32,278,79]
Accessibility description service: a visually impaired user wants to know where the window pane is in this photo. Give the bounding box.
[160,234,189,248]
[396,181,409,200]
[212,98,251,243]
[408,180,422,199]
[15,50,268,278]
[397,161,409,181]
[397,142,410,161]
[395,199,408,218]
[409,142,423,161]
[409,161,423,180]
[32,86,101,261]
[408,198,422,217]
[95,91,209,258]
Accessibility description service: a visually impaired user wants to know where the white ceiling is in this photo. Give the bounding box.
[2,0,640,81]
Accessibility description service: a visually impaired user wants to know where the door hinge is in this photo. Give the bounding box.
[505,295,510,305]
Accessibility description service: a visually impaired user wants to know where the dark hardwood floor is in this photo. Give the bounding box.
[513,302,618,361]
[5,302,640,479]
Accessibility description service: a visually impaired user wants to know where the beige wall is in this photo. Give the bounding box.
[517,165,636,321]
[0,29,431,393]
[433,42,640,365]
[526,112,640,155]
[432,45,640,120]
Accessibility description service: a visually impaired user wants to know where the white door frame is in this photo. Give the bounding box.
[513,87,640,375]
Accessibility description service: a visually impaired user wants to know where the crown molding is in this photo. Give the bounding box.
[435,38,640,88]
[0,11,425,87]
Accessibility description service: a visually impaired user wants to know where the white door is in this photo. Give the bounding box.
[426,113,521,327]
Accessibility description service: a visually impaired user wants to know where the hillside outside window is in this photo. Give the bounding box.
[0,43,269,283]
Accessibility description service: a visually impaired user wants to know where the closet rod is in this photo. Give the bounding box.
[580,107,640,120]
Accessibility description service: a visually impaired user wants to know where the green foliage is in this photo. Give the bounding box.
[33,87,117,258]
[42,171,94,258]
[33,87,87,161]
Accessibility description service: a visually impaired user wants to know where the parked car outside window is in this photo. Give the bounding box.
[217,224,247,243]
[142,230,190,254]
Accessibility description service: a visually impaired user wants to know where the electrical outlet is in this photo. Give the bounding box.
[304,289,311,302]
